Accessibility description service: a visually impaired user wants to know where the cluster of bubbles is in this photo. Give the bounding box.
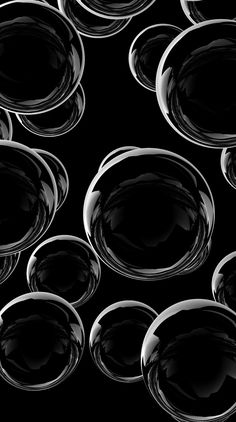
[0,1,236,422]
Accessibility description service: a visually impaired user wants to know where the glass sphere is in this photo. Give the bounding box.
[156,19,236,148]
[58,0,131,38]
[76,0,156,19]
[0,292,85,390]
[0,252,20,284]
[83,147,215,280]
[180,0,236,24]
[129,24,182,92]
[0,0,85,114]
[26,235,101,307]
[89,300,158,382]
[0,140,58,256]
[141,299,236,422]
[212,252,236,312]
[221,147,236,189]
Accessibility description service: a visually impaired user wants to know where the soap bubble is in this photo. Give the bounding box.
[220,147,236,189]
[156,19,236,148]
[83,147,215,280]
[76,0,156,19]
[212,251,236,312]
[0,140,58,256]
[0,0,85,114]
[0,292,85,390]
[89,300,158,382]
[0,252,20,284]
[26,235,101,307]
[58,0,131,38]
[0,108,13,140]
[141,299,236,422]
[129,24,182,92]
[180,0,236,24]
[16,84,85,136]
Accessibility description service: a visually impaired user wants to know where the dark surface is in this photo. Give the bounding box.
[0,0,235,421]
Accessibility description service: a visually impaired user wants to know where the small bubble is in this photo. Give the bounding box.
[89,300,158,382]
[212,251,236,312]
[27,235,101,307]
[76,0,156,19]
[180,0,236,24]
[220,147,236,189]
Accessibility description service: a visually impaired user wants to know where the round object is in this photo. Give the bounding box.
[76,0,156,19]
[221,147,236,190]
[26,235,101,307]
[89,300,158,382]
[0,0,85,114]
[180,0,236,24]
[156,19,236,148]
[212,251,236,312]
[83,147,215,280]
[0,292,85,390]
[141,299,236,422]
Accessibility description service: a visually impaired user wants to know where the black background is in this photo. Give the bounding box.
[0,0,236,420]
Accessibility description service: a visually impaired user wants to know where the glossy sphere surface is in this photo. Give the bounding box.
[157,20,236,148]
[181,0,236,24]
[129,24,181,91]
[27,235,101,307]
[0,252,20,284]
[212,252,236,313]
[141,299,236,421]
[0,140,57,256]
[89,300,158,382]
[58,0,131,38]
[77,0,156,19]
[83,148,214,280]
[221,147,236,190]
[16,84,85,136]
[0,292,85,390]
[0,0,85,114]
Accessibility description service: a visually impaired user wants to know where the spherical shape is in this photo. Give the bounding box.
[83,147,215,280]
[180,0,236,24]
[0,292,85,390]
[76,0,156,19]
[157,19,236,148]
[141,299,236,421]
[89,300,158,382]
[212,252,236,312]
[220,147,236,190]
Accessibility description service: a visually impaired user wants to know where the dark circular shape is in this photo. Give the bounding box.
[76,0,156,19]
[212,252,236,312]
[16,84,85,136]
[0,292,85,390]
[0,108,13,140]
[26,235,101,307]
[83,147,215,280]
[89,300,158,382]
[141,299,236,421]
[180,0,236,24]
[58,0,131,38]
[157,19,236,148]
[129,24,182,92]
[0,252,20,284]
[0,140,58,256]
[0,0,85,114]
[221,147,236,190]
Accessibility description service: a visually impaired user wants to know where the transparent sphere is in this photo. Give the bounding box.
[89,300,158,382]
[180,0,236,24]
[141,299,236,422]
[0,252,20,284]
[0,140,58,256]
[129,24,182,92]
[83,147,215,280]
[0,108,13,140]
[76,0,156,19]
[26,235,101,307]
[156,19,236,148]
[221,147,236,189]
[0,292,85,390]
[212,252,236,313]
[16,84,85,136]
[0,0,85,114]
[58,0,131,38]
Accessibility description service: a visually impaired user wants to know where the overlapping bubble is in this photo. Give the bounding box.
[76,0,156,19]
[180,0,236,24]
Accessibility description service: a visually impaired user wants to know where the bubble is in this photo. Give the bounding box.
[180,0,236,24]
[0,108,13,140]
[16,84,85,137]
[76,0,156,19]
[83,147,215,280]
[89,300,158,383]
[58,0,131,38]
[220,147,236,190]
[0,252,20,284]
[0,0,85,114]
[141,299,236,422]
[156,19,236,148]
[0,292,85,390]
[129,24,182,92]
[0,140,58,256]
[26,235,101,307]
[211,252,236,313]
